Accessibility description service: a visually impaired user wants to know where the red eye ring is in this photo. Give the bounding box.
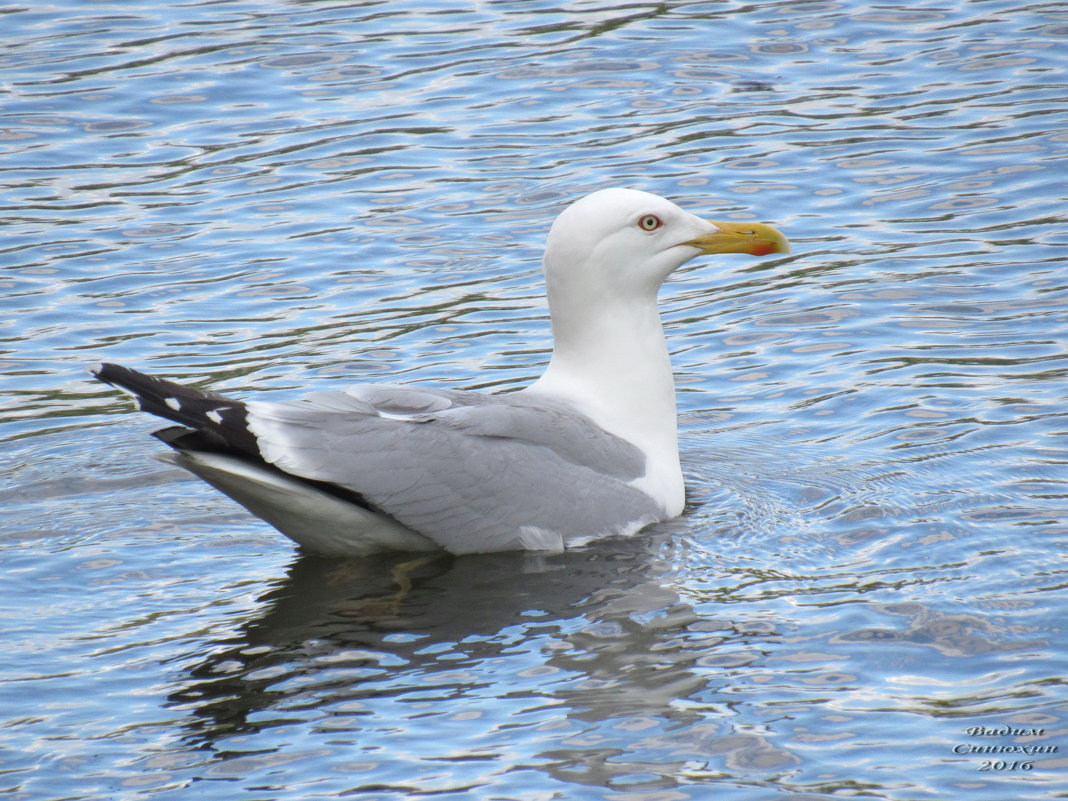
[637,214,663,231]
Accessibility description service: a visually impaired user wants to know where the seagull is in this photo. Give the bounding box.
[92,188,788,556]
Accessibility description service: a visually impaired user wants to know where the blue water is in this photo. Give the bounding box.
[2,1,1066,799]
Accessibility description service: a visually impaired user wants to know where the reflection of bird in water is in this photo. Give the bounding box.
[167,529,801,778]
[168,532,696,742]
[94,189,787,556]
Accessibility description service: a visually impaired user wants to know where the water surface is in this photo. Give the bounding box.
[2,1,1066,799]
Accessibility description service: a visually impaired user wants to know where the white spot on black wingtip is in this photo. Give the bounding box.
[165,397,182,412]
[206,409,223,424]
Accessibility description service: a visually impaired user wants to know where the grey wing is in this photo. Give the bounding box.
[244,387,662,554]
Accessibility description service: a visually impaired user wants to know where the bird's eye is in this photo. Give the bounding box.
[637,214,663,231]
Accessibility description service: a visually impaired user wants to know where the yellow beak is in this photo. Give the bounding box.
[682,220,790,257]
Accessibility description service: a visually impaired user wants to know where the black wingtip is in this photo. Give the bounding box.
[89,361,111,380]
[91,362,147,389]
[91,362,199,401]
[92,362,262,459]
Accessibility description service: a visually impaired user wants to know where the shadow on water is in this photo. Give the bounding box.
[170,531,680,733]
[167,528,798,774]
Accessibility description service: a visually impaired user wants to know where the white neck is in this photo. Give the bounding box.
[524,294,684,515]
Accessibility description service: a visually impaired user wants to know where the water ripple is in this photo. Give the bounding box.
[2,1,1066,799]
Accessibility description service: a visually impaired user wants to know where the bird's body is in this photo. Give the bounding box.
[93,189,788,555]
